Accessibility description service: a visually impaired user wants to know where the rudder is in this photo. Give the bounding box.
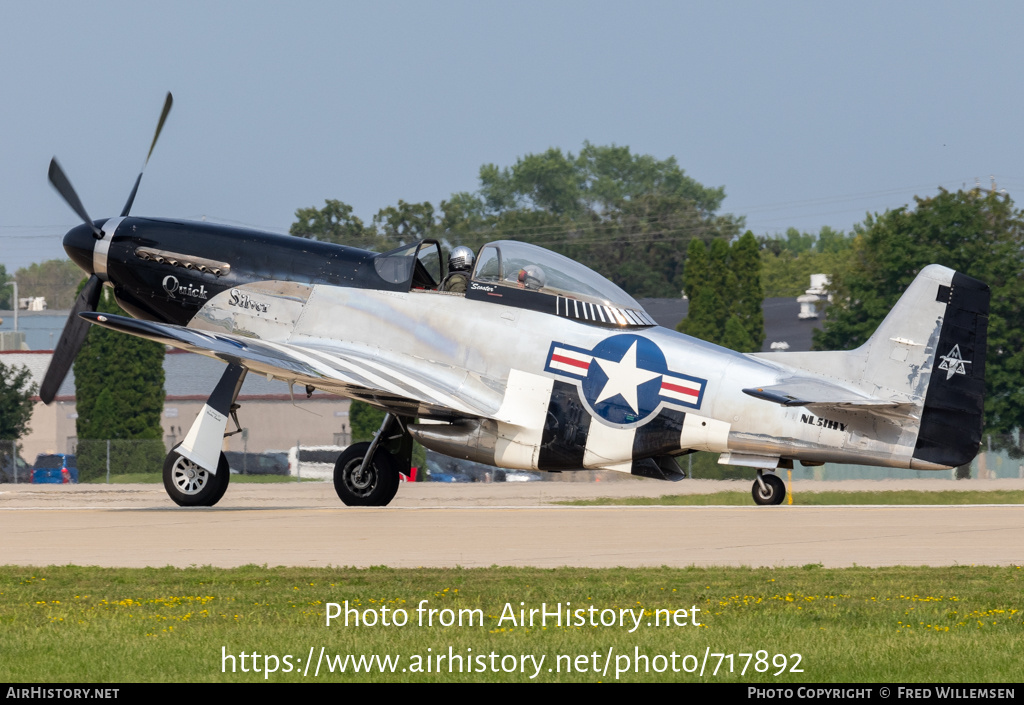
[912,271,989,468]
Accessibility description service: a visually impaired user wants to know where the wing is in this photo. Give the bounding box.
[81,312,502,420]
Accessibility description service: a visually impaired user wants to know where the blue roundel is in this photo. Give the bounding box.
[580,334,667,425]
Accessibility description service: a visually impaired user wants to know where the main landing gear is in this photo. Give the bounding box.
[333,412,412,507]
[162,358,413,509]
[752,470,786,506]
[162,363,246,508]
[334,442,399,506]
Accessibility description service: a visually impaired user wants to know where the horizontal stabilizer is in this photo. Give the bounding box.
[743,379,912,411]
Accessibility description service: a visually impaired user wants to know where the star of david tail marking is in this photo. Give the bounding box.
[938,343,971,381]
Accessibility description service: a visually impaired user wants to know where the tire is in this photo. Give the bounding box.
[752,473,786,506]
[334,441,399,507]
[163,445,231,507]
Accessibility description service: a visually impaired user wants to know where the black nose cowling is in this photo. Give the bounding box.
[63,222,98,275]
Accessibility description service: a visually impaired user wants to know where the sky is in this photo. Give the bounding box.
[2,1,1023,272]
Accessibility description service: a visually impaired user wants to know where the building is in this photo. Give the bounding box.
[1,349,351,461]
[637,295,825,351]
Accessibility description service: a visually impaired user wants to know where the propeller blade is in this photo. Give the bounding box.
[121,173,144,220]
[48,158,102,239]
[121,91,173,217]
[39,275,103,404]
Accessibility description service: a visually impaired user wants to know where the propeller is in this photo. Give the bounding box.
[40,92,174,404]
[122,92,173,217]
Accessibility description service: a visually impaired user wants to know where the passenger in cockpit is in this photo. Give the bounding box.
[516,264,546,291]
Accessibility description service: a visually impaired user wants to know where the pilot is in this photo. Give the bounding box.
[517,264,546,291]
[440,246,475,293]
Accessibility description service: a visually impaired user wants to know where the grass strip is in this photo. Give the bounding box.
[1,564,1021,683]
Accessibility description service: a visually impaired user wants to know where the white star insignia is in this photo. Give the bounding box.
[593,341,662,414]
[938,344,971,380]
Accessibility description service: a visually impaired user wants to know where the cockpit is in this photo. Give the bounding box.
[371,238,656,328]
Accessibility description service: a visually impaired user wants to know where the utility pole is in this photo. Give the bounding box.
[6,281,17,332]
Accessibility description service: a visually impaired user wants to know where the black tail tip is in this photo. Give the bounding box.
[913,271,989,468]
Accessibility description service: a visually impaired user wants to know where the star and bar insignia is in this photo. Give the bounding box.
[544,333,707,426]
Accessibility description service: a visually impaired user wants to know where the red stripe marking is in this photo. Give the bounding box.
[551,354,590,370]
[662,381,700,397]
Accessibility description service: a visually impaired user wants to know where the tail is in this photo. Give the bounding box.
[756,265,989,468]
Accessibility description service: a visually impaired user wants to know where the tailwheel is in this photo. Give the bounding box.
[163,444,230,507]
[334,441,400,507]
[752,471,786,506]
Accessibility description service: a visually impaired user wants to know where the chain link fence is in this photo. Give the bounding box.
[1,439,335,483]
[75,439,166,482]
[1,439,30,483]
[5,437,1022,484]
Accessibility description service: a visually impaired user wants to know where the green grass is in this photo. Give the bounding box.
[1,565,1021,682]
[559,490,1024,506]
[84,473,315,484]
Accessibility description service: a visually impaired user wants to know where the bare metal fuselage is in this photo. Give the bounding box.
[65,217,985,479]
[186,276,938,474]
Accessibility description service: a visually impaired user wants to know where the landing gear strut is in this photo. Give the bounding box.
[334,412,411,507]
[752,470,786,506]
[162,363,246,508]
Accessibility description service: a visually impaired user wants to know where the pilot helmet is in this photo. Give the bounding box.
[449,246,475,273]
[517,264,546,290]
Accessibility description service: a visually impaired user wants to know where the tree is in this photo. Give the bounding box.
[478,141,727,217]
[814,188,1024,442]
[349,399,427,471]
[466,142,742,297]
[480,148,582,216]
[14,259,84,309]
[0,264,10,309]
[0,360,35,471]
[290,143,742,298]
[730,231,765,349]
[679,239,729,343]
[73,286,166,479]
[758,226,854,297]
[680,283,724,343]
[677,234,764,352]
[372,200,436,247]
[349,400,386,443]
[680,237,708,301]
[721,315,756,352]
[291,199,386,251]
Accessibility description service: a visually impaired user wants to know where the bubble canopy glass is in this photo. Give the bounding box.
[471,240,643,311]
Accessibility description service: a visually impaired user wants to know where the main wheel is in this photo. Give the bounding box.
[163,445,231,507]
[752,473,786,506]
[334,442,399,507]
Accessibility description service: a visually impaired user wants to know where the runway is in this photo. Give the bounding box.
[2,480,1022,568]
